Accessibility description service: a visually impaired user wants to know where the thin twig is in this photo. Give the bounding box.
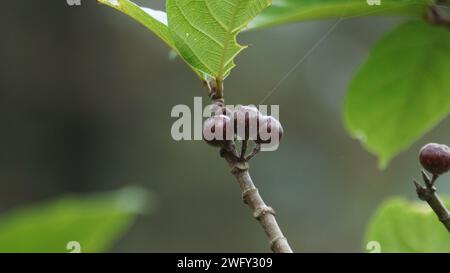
[240,140,248,160]
[245,143,261,162]
[220,146,293,253]
[414,170,450,232]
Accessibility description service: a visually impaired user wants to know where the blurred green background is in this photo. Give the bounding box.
[1,0,450,252]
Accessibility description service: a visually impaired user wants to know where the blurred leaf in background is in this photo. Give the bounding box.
[365,197,450,252]
[248,0,427,29]
[0,187,154,253]
[344,20,450,168]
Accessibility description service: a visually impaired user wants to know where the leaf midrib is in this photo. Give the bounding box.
[210,0,243,80]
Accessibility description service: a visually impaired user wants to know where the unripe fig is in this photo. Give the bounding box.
[203,115,232,147]
[419,143,450,175]
[233,105,261,140]
[256,116,283,144]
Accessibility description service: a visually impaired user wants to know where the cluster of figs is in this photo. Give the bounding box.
[202,105,283,148]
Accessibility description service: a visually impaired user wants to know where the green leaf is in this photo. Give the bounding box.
[249,0,429,29]
[98,0,175,50]
[166,0,272,83]
[0,187,153,253]
[365,197,450,252]
[344,20,450,168]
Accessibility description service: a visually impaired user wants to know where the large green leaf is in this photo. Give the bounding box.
[344,20,450,168]
[365,197,450,252]
[0,187,153,253]
[249,0,430,29]
[166,0,272,83]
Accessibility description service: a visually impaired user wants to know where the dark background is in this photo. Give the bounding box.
[1,0,449,252]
